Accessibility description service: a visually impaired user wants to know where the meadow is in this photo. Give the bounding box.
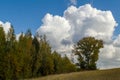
[28,68,120,80]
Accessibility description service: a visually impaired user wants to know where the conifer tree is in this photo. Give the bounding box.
[38,36,54,76]
[31,37,41,77]
[0,27,6,79]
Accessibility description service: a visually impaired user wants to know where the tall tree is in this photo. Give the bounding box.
[20,30,33,78]
[0,27,6,79]
[38,36,54,76]
[73,37,103,70]
[4,26,18,80]
[31,36,41,77]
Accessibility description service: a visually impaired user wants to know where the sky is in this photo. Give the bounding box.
[0,0,120,35]
[1,0,120,69]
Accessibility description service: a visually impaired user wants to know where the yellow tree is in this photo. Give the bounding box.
[73,37,103,70]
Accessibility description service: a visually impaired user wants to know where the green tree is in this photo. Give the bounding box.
[31,36,41,77]
[0,27,6,79]
[4,27,18,80]
[38,36,54,76]
[61,56,76,73]
[20,30,33,78]
[52,51,63,74]
[52,52,76,74]
[73,37,103,70]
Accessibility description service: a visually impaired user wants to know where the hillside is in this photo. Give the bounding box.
[28,68,120,80]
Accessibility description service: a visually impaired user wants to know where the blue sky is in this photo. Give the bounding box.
[0,0,120,35]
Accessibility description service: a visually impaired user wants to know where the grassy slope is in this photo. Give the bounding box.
[28,68,120,80]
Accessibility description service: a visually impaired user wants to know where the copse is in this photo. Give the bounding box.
[0,26,76,80]
[73,37,103,70]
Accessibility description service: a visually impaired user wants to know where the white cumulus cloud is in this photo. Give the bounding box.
[36,4,119,69]
[64,4,117,42]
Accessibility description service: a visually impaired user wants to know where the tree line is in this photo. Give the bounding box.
[0,25,103,80]
[0,26,76,80]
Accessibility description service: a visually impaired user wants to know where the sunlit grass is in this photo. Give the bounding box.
[27,68,120,80]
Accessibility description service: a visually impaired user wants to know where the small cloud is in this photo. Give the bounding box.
[0,21,11,34]
[70,0,77,5]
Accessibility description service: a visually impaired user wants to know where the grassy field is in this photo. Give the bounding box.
[27,68,120,80]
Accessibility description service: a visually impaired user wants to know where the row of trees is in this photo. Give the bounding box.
[0,26,76,80]
[0,25,104,80]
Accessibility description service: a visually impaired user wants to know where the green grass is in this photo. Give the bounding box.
[27,68,120,80]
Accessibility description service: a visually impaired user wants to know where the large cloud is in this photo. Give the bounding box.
[37,4,119,69]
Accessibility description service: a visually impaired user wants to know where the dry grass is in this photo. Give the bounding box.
[27,68,120,80]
